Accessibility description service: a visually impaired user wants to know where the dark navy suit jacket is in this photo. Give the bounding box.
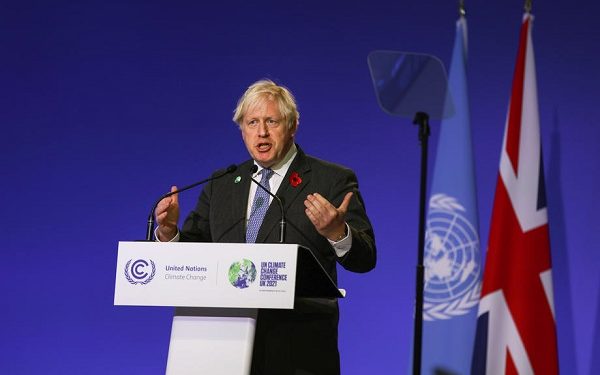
[178,145,376,375]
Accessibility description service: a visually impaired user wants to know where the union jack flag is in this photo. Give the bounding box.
[471,13,559,374]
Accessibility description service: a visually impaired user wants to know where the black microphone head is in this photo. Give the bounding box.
[226,164,238,173]
[250,165,258,174]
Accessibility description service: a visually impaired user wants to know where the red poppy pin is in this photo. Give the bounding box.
[289,171,302,187]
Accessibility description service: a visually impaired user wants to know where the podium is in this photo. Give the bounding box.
[114,241,343,375]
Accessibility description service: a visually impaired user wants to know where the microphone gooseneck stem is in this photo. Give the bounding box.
[146,217,155,242]
[279,220,286,243]
[145,164,237,241]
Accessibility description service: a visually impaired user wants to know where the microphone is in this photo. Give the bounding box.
[250,165,286,243]
[146,164,238,241]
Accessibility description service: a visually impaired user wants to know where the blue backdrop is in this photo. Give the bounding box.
[2,1,599,374]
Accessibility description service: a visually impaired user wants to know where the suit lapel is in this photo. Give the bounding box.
[256,147,311,243]
[231,161,253,242]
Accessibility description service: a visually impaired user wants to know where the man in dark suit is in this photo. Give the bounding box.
[155,79,376,374]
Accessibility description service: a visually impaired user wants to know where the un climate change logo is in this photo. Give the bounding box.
[228,259,257,289]
[424,194,481,321]
[124,259,156,285]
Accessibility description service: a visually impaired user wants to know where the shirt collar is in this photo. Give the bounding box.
[252,143,297,178]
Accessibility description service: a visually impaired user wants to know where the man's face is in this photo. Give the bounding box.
[241,99,296,168]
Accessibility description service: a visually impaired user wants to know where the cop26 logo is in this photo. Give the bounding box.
[228,259,257,289]
[124,259,156,285]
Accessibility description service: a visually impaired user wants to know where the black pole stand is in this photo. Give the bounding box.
[411,111,430,375]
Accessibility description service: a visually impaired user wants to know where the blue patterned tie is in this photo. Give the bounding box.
[246,168,274,243]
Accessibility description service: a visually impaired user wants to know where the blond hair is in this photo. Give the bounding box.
[233,79,299,129]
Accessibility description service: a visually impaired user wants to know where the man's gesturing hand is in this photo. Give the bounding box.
[304,192,353,242]
[155,186,180,241]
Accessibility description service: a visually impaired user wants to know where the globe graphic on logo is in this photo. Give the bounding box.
[424,206,480,303]
[228,259,257,289]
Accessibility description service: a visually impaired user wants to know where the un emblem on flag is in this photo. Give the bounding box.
[423,194,481,320]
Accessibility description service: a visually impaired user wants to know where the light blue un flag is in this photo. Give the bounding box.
[421,17,481,375]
